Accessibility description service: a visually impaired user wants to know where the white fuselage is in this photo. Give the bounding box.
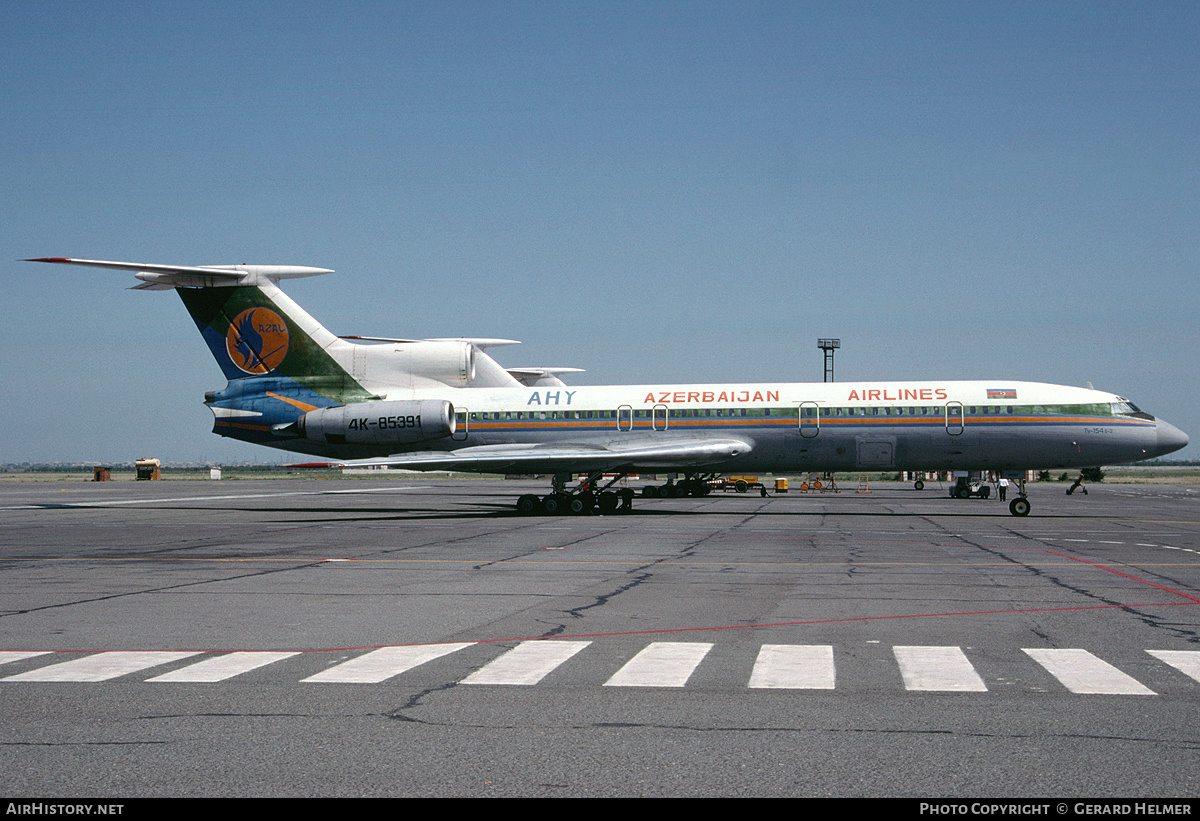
[373,378,1172,473]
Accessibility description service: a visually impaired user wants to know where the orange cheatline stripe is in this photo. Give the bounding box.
[265,392,322,413]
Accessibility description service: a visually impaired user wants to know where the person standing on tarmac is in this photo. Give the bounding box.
[999,477,1009,501]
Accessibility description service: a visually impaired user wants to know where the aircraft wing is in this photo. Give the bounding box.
[323,436,753,474]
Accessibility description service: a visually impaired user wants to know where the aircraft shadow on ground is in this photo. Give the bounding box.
[75,501,1104,522]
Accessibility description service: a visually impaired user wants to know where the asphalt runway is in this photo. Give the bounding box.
[0,478,1197,797]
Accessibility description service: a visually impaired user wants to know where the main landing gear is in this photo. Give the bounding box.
[515,471,636,516]
[514,471,724,515]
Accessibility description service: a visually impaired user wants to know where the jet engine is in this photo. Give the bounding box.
[393,341,475,387]
[291,399,455,446]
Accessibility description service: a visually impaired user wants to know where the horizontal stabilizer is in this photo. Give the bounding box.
[26,257,333,288]
[506,367,585,378]
[506,367,586,387]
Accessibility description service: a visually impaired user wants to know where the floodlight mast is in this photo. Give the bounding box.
[818,338,840,383]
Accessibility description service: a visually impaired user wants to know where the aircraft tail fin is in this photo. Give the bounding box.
[174,283,356,388]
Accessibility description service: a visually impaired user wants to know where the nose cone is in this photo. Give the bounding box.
[1155,420,1189,457]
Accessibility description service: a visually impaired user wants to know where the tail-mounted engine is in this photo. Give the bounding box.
[393,341,475,387]
[286,399,455,446]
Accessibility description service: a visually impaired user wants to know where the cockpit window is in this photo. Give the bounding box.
[1113,400,1154,420]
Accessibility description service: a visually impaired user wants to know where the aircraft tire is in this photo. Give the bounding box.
[1009,498,1031,517]
[516,494,540,515]
[598,491,619,514]
[567,496,586,515]
[542,494,562,514]
[641,486,658,498]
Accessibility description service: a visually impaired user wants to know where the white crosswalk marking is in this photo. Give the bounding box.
[1146,650,1200,683]
[748,644,835,689]
[146,651,301,682]
[0,651,52,666]
[301,643,474,683]
[0,644,1181,694]
[461,641,591,685]
[894,646,987,691]
[604,642,712,687]
[1,651,200,682]
[1023,648,1155,695]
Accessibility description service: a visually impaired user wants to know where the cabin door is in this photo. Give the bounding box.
[799,402,820,438]
[945,402,964,435]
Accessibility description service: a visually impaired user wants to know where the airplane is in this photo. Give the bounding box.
[28,257,1189,517]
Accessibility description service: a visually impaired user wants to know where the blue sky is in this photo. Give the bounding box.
[3,1,1196,464]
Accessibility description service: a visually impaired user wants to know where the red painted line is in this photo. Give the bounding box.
[38,545,1194,656]
[1041,549,1200,603]
[286,543,1200,651]
[298,599,1199,653]
[32,596,1200,658]
[37,599,1199,657]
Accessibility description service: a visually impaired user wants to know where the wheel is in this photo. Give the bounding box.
[641,485,658,498]
[619,488,635,512]
[541,494,561,514]
[516,494,539,515]
[914,480,924,490]
[567,496,586,514]
[760,487,767,497]
[734,480,748,493]
[1009,498,1031,517]
[598,491,619,514]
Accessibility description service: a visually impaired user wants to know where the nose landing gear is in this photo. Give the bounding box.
[1008,477,1030,516]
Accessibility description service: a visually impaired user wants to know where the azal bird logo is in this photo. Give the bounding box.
[225,308,290,374]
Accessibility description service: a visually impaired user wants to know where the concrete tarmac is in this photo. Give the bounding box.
[0,478,1197,797]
